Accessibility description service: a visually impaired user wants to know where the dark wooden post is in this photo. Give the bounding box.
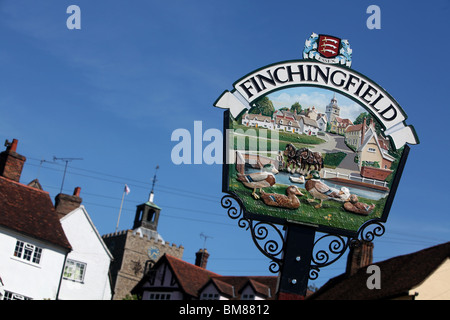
[277,223,317,299]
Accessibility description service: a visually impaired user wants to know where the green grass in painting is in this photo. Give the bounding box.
[229,165,385,232]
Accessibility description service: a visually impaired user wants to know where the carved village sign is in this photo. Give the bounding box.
[214,33,419,297]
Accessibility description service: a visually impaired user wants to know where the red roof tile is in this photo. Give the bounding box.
[0,176,71,250]
[134,254,278,299]
[165,254,220,298]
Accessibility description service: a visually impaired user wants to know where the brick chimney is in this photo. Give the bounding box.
[55,187,82,219]
[0,139,26,182]
[195,249,210,269]
[360,118,366,146]
[346,241,373,276]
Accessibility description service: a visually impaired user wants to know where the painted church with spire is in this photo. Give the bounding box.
[102,168,184,300]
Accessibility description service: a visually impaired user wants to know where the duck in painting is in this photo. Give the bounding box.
[236,163,278,199]
[289,175,305,184]
[333,187,350,202]
[260,185,304,209]
[343,194,375,216]
[305,170,336,208]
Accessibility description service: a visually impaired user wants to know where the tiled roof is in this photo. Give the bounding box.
[0,176,71,250]
[309,242,450,300]
[209,278,235,298]
[165,254,220,298]
[168,256,278,299]
[215,276,277,299]
[299,115,319,128]
[345,123,364,132]
[134,254,278,299]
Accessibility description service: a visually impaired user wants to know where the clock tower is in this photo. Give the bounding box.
[133,191,161,232]
[325,93,340,125]
[102,168,184,300]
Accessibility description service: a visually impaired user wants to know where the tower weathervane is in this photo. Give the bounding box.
[149,165,159,202]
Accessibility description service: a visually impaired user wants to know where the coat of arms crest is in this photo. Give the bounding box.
[318,35,341,58]
[304,33,352,67]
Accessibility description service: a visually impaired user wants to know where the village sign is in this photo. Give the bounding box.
[215,33,419,297]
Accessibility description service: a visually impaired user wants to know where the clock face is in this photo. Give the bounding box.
[148,246,160,260]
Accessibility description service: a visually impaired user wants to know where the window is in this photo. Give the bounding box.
[13,240,42,264]
[201,293,219,300]
[368,147,376,153]
[63,259,87,282]
[148,292,171,300]
[4,291,32,300]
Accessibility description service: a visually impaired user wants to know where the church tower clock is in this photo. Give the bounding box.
[102,166,184,300]
[325,93,340,125]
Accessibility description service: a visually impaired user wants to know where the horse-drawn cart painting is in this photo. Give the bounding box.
[224,86,408,235]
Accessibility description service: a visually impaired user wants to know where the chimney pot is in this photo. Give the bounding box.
[195,249,210,269]
[73,187,81,197]
[55,191,82,219]
[5,139,19,152]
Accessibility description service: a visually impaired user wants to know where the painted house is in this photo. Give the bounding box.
[345,123,364,150]
[330,116,353,135]
[298,115,319,136]
[241,112,274,130]
[357,120,395,171]
[0,140,72,300]
[316,114,328,132]
[57,191,114,300]
[132,250,277,300]
[297,106,325,134]
[273,110,301,133]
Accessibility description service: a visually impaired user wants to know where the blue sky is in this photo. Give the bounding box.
[1,0,449,289]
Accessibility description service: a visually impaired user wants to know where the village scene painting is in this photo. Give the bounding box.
[226,86,405,233]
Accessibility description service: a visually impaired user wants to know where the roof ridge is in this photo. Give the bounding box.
[0,176,50,195]
[165,254,221,276]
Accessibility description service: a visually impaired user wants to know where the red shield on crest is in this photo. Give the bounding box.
[318,35,341,58]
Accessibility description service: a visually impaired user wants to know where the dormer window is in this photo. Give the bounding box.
[201,293,220,300]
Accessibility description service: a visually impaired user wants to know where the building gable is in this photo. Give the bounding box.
[0,176,71,251]
[61,206,113,260]
[309,242,450,300]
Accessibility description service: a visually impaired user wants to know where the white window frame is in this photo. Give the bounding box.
[3,291,32,300]
[13,240,43,265]
[63,259,87,283]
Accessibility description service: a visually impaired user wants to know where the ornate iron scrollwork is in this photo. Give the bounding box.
[221,195,386,281]
[221,195,249,230]
[309,233,349,280]
[221,195,284,273]
[309,219,386,280]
